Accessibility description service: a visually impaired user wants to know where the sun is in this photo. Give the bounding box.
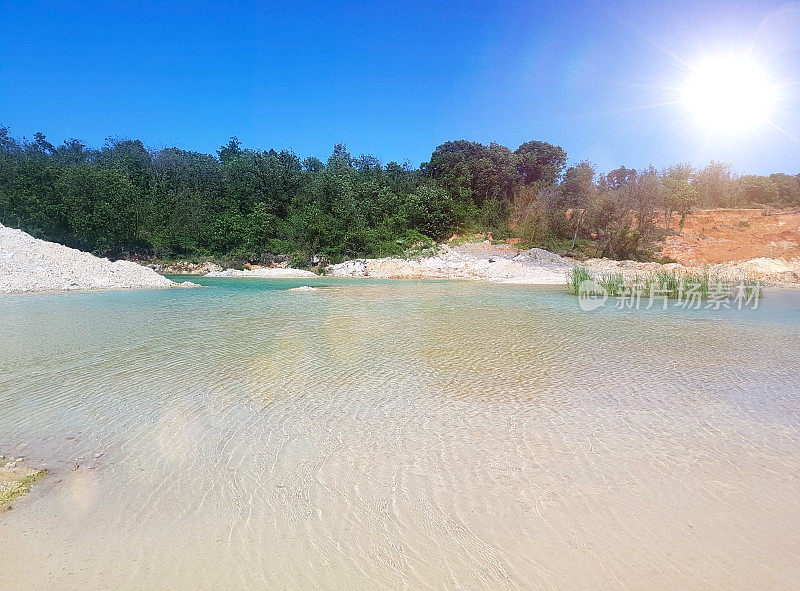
[681,54,778,135]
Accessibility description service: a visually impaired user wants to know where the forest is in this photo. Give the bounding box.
[1,126,798,265]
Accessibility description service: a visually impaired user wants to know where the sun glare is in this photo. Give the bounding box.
[681,55,778,135]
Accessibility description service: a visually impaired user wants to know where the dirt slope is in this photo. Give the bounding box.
[660,208,800,264]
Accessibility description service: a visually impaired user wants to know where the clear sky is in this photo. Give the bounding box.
[2,0,799,174]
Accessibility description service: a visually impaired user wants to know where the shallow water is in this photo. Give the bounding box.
[1,278,799,590]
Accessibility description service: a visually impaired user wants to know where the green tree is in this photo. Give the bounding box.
[662,164,698,231]
[738,175,779,205]
[514,141,567,187]
[56,166,137,253]
[695,161,736,207]
[400,185,456,241]
[768,173,800,204]
[217,136,242,164]
[423,140,516,207]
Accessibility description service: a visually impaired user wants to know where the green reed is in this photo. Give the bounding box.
[566,267,593,295]
[566,267,763,300]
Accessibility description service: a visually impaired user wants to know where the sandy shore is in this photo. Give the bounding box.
[206,267,318,278]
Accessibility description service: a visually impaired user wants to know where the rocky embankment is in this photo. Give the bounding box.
[0,223,190,293]
[580,256,800,286]
[327,243,570,283]
[326,241,800,286]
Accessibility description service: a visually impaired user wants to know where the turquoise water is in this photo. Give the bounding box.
[1,278,799,589]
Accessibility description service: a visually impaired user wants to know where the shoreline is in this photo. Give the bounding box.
[321,243,800,287]
[3,220,799,293]
[0,282,199,296]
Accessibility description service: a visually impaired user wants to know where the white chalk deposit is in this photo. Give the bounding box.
[0,223,176,293]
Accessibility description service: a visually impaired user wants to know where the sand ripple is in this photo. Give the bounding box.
[0,279,798,589]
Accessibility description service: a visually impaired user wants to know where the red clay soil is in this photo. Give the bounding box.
[659,208,800,265]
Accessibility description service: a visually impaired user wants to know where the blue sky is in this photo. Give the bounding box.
[2,1,799,174]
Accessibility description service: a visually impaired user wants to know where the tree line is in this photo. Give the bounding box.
[1,126,798,264]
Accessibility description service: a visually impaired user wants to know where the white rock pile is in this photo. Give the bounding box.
[327,244,574,284]
[0,223,177,293]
